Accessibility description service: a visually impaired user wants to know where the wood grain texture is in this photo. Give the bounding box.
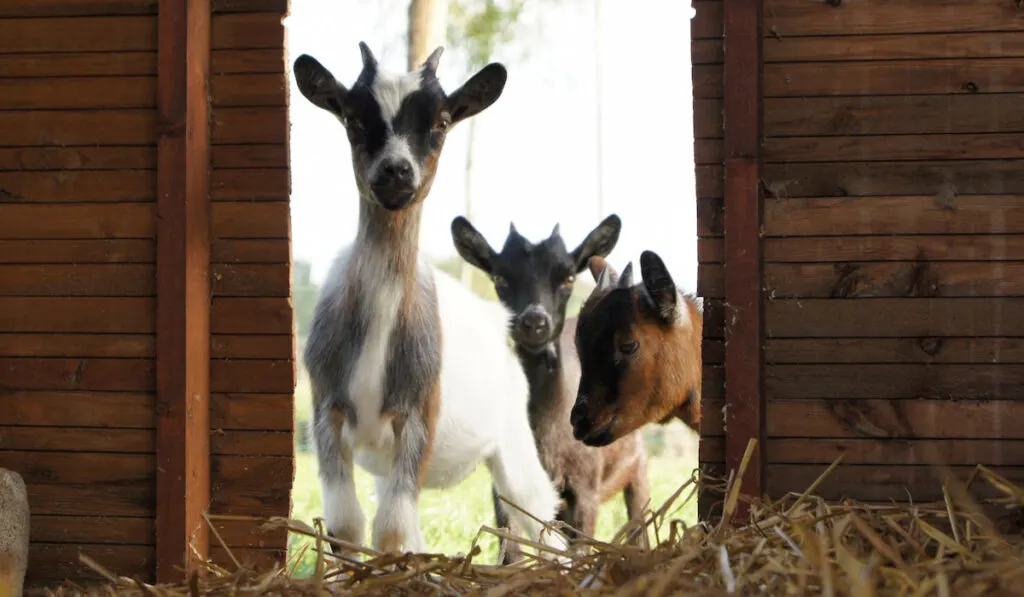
[212,202,290,238]
[764,94,1024,137]
[767,298,1024,338]
[766,364,1024,400]
[0,297,155,333]
[0,391,155,427]
[721,0,764,508]
[764,196,1024,237]
[0,264,155,296]
[211,393,294,431]
[26,544,154,585]
[0,170,154,202]
[765,133,1024,163]
[763,236,1024,263]
[155,0,212,580]
[764,0,1024,36]
[0,239,154,263]
[0,357,155,391]
[0,0,156,17]
[767,438,1024,466]
[764,58,1024,97]
[766,338,1024,365]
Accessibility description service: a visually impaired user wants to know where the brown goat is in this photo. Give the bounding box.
[569,251,703,448]
[451,215,651,563]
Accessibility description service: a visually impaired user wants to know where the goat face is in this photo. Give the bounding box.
[293,42,507,211]
[451,215,621,353]
[570,251,686,447]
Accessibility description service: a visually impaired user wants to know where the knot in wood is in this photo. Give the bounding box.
[918,337,943,357]
[962,81,979,93]
[825,0,842,6]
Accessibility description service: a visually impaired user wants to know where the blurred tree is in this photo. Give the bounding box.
[445,0,529,288]
[292,259,321,344]
[407,0,449,69]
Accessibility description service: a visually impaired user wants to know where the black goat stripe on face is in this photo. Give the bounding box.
[577,288,635,402]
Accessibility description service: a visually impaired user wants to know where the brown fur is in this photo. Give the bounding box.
[502,318,650,563]
[576,256,703,443]
[417,379,441,491]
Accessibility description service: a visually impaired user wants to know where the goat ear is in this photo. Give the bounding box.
[571,214,622,273]
[451,216,496,275]
[640,250,678,323]
[444,63,508,125]
[590,256,619,291]
[618,262,634,288]
[293,54,348,117]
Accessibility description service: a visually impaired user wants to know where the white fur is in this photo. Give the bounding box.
[316,246,566,556]
[366,68,427,191]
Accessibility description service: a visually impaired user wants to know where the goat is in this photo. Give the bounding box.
[569,251,703,448]
[451,215,651,563]
[293,42,564,557]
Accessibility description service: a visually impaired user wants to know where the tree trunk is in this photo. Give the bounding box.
[407,0,449,71]
[459,118,479,288]
[0,468,28,597]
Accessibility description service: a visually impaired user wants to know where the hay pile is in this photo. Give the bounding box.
[64,442,1024,596]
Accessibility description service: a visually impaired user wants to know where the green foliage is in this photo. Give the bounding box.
[446,0,528,70]
[292,259,321,342]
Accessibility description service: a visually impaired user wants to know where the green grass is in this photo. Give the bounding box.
[288,360,699,577]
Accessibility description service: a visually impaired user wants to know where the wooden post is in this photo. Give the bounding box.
[722,0,765,516]
[156,0,212,581]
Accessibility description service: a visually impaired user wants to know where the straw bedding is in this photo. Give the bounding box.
[52,441,1024,596]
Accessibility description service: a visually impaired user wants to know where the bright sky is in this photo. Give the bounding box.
[285,0,698,293]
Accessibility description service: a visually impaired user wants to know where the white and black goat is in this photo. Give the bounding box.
[452,215,651,563]
[293,42,564,557]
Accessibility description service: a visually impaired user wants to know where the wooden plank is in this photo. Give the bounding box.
[766,133,1024,163]
[211,49,282,74]
[210,393,292,431]
[211,73,286,107]
[0,239,153,263]
[213,263,289,297]
[0,297,154,333]
[31,515,153,544]
[212,298,292,334]
[211,12,284,48]
[695,165,723,198]
[696,197,723,237]
[212,0,288,12]
[210,359,293,393]
[211,202,290,239]
[0,264,155,296]
[210,547,285,571]
[765,94,1024,137]
[691,64,723,99]
[765,196,1024,237]
[702,339,724,364]
[0,170,154,203]
[764,32,1024,63]
[767,364,1024,400]
[0,204,154,240]
[698,436,725,464]
[0,147,155,171]
[721,0,763,508]
[0,107,284,147]
[212,144,288,169]
[703,298,725,339]
[211,239,290,264]
[765,58,1024,97]
[766,464,1024,503]
[767,298,1024,338]
[26,482,153,517]
[211,335,293,360]
[766,338,1024,365]
[764,0,1024,36]
[697,239,723,263]
[691,1,722,39]
[211,430,291,456]
[0,391,154,428]
[0,357,154,391]
[155,0,211,580]
[0,51,155,77]
[212,107,288,144]
[767,438,1024,467]
[1,451,152,485]
[764,161,1024,199]
[0,76,156,110]
[210,168,289,201]
[0,16,155,52]
[694,139,724,165]
[0,333,153,358]
[0,0,157,17]
[763,235,1024,263]
[0,427,152,452]
[26,545,154,585]
[0,109,155,146]
[210,456,292,516]
[693,99,724,139]
[762,262,1024,299]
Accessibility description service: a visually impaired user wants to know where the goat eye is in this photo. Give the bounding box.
[435,111,452,131]
[619,341,639,355]
[492,275,507,289]
[562,275,575,288]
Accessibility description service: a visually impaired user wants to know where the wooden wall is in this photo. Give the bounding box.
[0,0,293,586]
[694,0,1024,508]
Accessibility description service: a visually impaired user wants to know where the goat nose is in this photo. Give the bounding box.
[521,312,548,331]
[380,160,414,186]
